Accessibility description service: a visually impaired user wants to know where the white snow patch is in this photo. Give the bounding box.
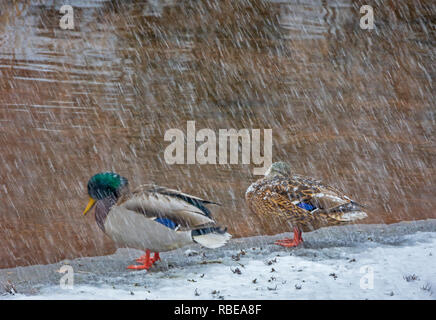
[184,249,199,257]
[3,231,435,300]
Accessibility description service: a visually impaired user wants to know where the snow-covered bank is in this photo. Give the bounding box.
[1,220,435,300]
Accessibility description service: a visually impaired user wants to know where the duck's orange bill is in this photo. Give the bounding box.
[83,198,96,216]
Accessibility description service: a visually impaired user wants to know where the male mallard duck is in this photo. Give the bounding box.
[83,172,231,270]
[245,162,367,247]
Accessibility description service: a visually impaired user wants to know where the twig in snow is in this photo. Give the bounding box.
[1,281,17,295]
[421,283,432,295]
[232,250,247,262]
[231,267,242,275]
[200,260,222,265]
[329,273,338,280]
[403,274,419,282]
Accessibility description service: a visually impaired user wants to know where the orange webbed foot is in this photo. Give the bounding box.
[274,228,303,248]
[127,250,160,271]
[127,264,152,270]
[274,238,302,247]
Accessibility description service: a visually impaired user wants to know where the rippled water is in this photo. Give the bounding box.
[0,0,434,268]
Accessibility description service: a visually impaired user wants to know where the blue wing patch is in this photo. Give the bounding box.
[296,202,316,211]
[154,217,177,229]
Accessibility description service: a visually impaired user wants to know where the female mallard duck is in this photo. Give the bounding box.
[245,162,367,247]
[83,172,231,270]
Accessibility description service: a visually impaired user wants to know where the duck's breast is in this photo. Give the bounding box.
[104,206,193,252]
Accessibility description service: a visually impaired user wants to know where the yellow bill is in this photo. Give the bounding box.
[83,197,96,216]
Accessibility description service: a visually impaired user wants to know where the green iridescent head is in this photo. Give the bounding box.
[265,162,292,177]
[83,172,128,215]
[87,172,128,200]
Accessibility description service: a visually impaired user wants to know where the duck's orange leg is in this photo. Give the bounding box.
[135,251,161,263]
[127,250,161,270]
[275,227,303,247]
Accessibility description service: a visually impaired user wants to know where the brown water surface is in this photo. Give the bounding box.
[0,0,434,268]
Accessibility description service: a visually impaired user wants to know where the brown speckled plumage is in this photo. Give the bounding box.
[246,174,367,233]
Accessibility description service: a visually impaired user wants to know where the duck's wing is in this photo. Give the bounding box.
[117,184,219,229]
[288,175,350,210]
[247,185,314,224]
[246,177,318,223]
[145,185,221,217]
[290,175,367,219]
[246,176,367,228]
